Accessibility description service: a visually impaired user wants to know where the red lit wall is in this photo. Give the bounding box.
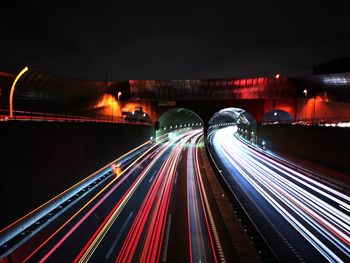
[0,72,15,111]
[296,98,350,122]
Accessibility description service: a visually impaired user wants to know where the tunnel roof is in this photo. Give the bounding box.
[158,108,203,127]
[209,107,257,127]
[156,108,203,136]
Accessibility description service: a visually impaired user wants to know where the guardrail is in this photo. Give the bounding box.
[0,109,151,125]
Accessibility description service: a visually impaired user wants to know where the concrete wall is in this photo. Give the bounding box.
[0,72,15,111]
[0,121,154,229]
[258,124,350,174]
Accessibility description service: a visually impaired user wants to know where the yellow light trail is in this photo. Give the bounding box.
[9,66,28,118]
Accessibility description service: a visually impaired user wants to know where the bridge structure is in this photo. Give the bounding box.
[1,66,350,263]
[1,67,350,131]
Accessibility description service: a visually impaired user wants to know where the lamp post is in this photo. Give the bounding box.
[303,89,308,123]
[117,91,122,100]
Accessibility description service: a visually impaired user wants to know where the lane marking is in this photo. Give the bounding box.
[105,212,134,259]
[149,169,158,183]
[162,214,172,262]
[174,171,179,184]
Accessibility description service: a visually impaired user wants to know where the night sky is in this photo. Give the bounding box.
[1,1,350,80]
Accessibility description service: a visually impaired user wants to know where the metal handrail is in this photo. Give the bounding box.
[0,109,151,125]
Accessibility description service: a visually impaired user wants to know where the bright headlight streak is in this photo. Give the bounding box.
[212,127,349,262]
[217,128,349,216]
[222,126,349,208]
[216,140,342,261]
[237,136,350,207]
[219,133,350,249]
[225,137,350,240]
[231,144,350,238]
[230,151,350,255]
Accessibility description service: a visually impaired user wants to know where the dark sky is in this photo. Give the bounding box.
[1,1,350,80]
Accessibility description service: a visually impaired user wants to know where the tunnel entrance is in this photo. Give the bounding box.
[207,107,257,143]
[155,108,203,137]
[124,108,152,124]
[262,109,293,124]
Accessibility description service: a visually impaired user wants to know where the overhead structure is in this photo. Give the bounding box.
[156,108,203,137]
[208,107,257,128]
[11,68,128,114]
[207,107,257,142]
[262,109,294,124]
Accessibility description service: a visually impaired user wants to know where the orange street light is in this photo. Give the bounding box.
[9,66,28,117]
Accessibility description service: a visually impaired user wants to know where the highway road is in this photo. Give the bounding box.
[209,126,350,262]
[1,128,224,263]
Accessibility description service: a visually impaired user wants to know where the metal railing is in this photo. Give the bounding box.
[0,109,151,125]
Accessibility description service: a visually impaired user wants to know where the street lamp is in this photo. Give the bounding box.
[303,89,308,122]
[117,91,122,100]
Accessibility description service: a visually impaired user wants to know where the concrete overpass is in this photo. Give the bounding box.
[1,67,350,130]
[1,66,349,262]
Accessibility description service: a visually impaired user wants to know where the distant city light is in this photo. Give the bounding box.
[274,112,278,116]
[323,77,348,85]
[275,74,280,79]
[320,122,350,128]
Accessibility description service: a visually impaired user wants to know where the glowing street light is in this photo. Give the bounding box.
[303,89,308,122]
[117,91,122,100]
[275,74,280,79]
[10,66,28,117]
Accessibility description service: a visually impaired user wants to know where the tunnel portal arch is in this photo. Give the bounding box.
[262,109,294,124]
[207,107,257,143]
[156,107,203,137]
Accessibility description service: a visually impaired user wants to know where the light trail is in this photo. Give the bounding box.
[187,133,219,263]
[14,128,221,262]
[211,126,350,262]
[74,133,183,263]
[115,130,201,263]
[23,137,169,262]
